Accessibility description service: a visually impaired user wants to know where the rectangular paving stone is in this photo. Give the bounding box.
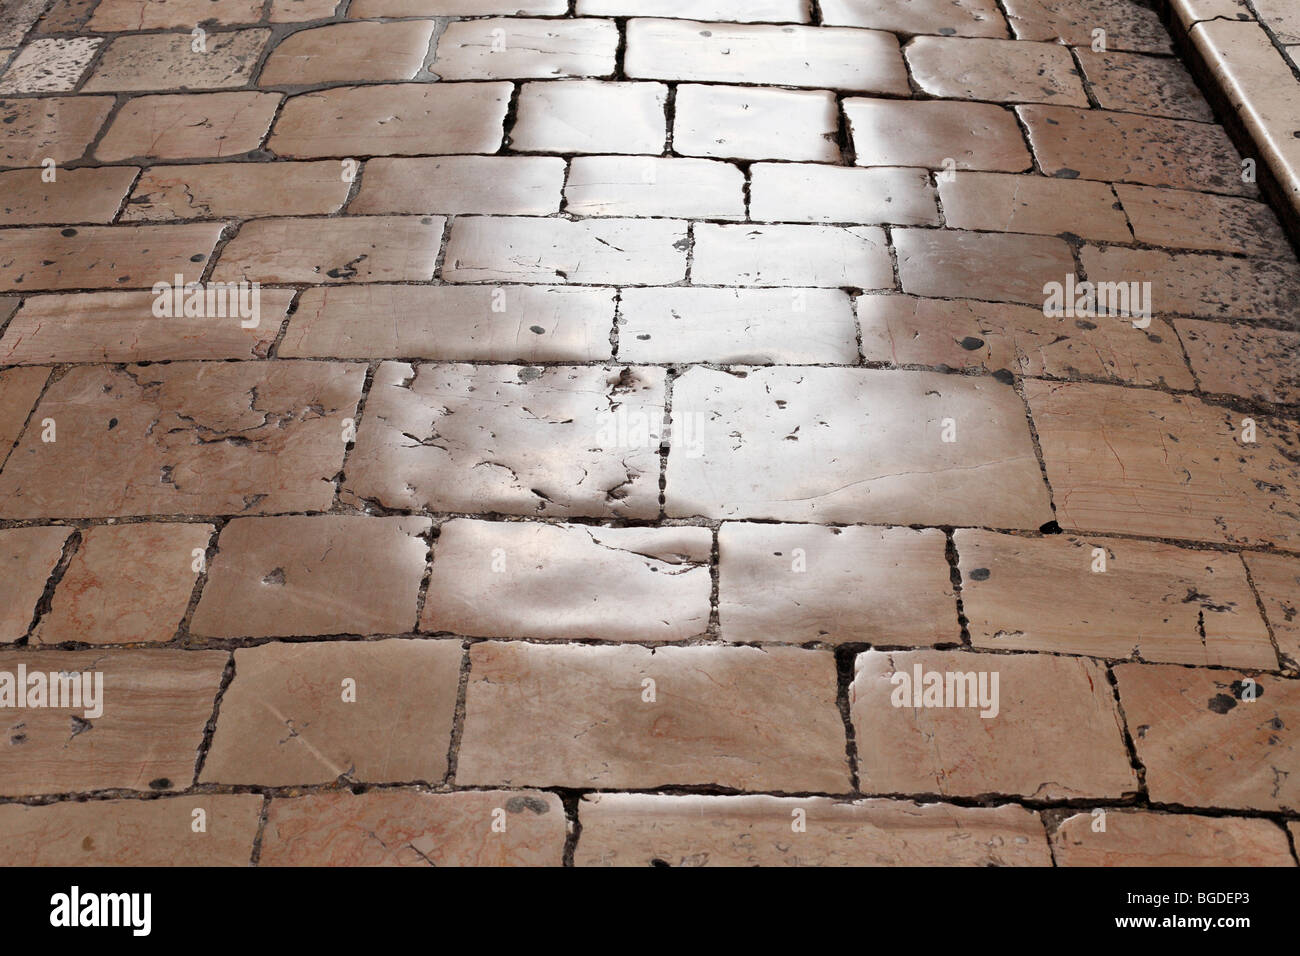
[1052,810,1294,866]
[0,37,100,93]
[353,0,565,13]
[281,284,615,361]
[33,522,213,646]
[434,18,617,80]
[510,80,667,154]
[956,529,1277,668]
[618,286,858,364]
[1115,663,1300,812]
[84,29,269,92]
[0,361,364,518]
[261,790,566,866]
[1242,552,1300,671]
[846,98,1031,171]
[820,0,1008,37]
[0,649,228,796]
[270,0,337,19]
[351,156,564,216]
[749,163,939,225]
[691,222,893,289]
[0,96,114,167]
[458,641,850,791]
[564,156,745,219]
[442,216,686,285]
[0,526,69,642]
[123,161,352,221]
[719,523,957,646]
[191,516,430,638]
[343,362,664,519]
[1114,184,1293,258]
[674,84,839,162]
[894,228,1075,305]
[1074,49,1214,122]
[0,363,50,457]
[0,222,224,292]
[96,92,281,163]
[270,83,510,158]
[89,0,264,30]
[1177,319,1300,405]
[576,0,807,20]
[200,638,462,786]
[212,216,444,285]
[259,21,435,86]
[851,648,1137,799]
[0,290,288,363]
[1003,0,1171,53]
[421,519,711,641]
[906,36,1087,105]
[626,18,908,94]
[576,794,1049,866]
[665,366,1053,526]
[1018,105,1253,196]
[0,795,262,866]
[938,172,1130,242]
[33,0,99,32]
[1024,379,1300,548]
[857,294,1194,389]
[0,166,137,226]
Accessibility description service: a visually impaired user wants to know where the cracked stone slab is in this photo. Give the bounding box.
[95,92,281,162]
[0,363,51,458]
[1176,319,1300,405]
[259,21,436,86]
[89,0,265,30]
[0,167,139,226]
[0,361,364,519]
[820,0,1008,37]
[851,649,1138,800]
[260,790,566,866]
[343,362,665,519]
[190,515,431,638]
[718,523,957,646]
[674,84,839,163]
[748,163,939,226]
[200,638,462,787]
[280,284,615,361]
[0,96,114,168]
[0,37,100,93]
[846,98,1032,171]
[421,518,711,641]
[0,526,69,642]
[433,18,618,80]
[937,171,1131,242]
[457,641,851,791]
[1114,184,1293,258]
[893,228,1075,304]
[691,223,893,289]
[1242,552,1300,671]
[510,80,667,154]
[905,36,1087,106]
[1002,0,1172,53]
[83,29,269,92]
[1025,379,1300,548]
[576,794,1050,866]
[956,529,1276,669]
[33,522,214,646]
[1115,663,1300,812]
[0,794,263,865]
[0,648,228,796]
[564,156,745,219]
[122,161,352,221]
[1073,49,1214,123]
[1051,810,1295,866]
[352,156,565,216]
[665,366,1052,526]
[576,0,808,21]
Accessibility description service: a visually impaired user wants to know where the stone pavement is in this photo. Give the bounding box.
[0,0,1298,867]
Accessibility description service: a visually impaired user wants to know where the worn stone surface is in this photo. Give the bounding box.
[434,18,617,80]
[123,161,352,221]
[259,21,435,86]
[846,98,1032,171]
[97,92,280,162]
[692,223,892,289]
[894,228,1075,305]
[565,156,745,219]
[1002,0,1171,53]
[1114,185,1292,258]
[89,0,265,30]
[906,37,1086,105]
[576,0,806,21]
[0,167,138,226]
[0,526,69,642]
[820,0,1008,37]
[352,156,565,216]
[1177,319,1300,405]
[1243,552,1300,670]
[1074,49,1214,122]
[0,364,50,462]
[0,96,115,167]
[511,80,666,154]
[1052,810,1295,866]
[675,84,840,162]
[84,30,268,92]
[748,163,938,225]
[938,172,1131,242]
[0,37,100,92]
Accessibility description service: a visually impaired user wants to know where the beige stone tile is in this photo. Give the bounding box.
[1003,0,1171,53]
[1177,319,1300,405]
[691,222,892,289]
[851,648,1137,799]
[191,516,430,638]
[351,156,564,216]
[1243,551,1300,670]
[577,794,1049,866]
[894,228,1075,305]
[281,284,615,361]
[442,216,686,285]
[434,18,617,80]
[0,361,364,518]
[0,795,262,865]
[95,92,281,162]
[564,156,745,219]
[576,0,807,20]
[749,163,939,225]
[675,83,839,162]
[353,0,565,13]
[270,83,510,158]
[0,0,49,45]
[1024,379,1300,548]
[0,290,288,363]
[618,286,858,364]
[846,98,1031,171]
[626,18,908,94]
[938,171,1130,242]
[511,80,667,154]
[719,523,957,646]
[0,166,137,226]
[33,0,98,33]
[1053,811,1294,866]
[0,648,228,795]
[665,366,1053,526]
[1074,49,1214,122]
[820,0,1008,37]
[1018,105,1253,196]
[84,30,268,92]
[89,0,264,30]
[123,161,351,221]
[458,641,850,790]
[1115,184,1292,258]
[212,216,444,285]
[201,638,462,786]
[261,790,566,866]
[0,526,68,642]
[0,37,100,93]
[1115,663,1300,812]
[421,519,711,641]
[0,96,114,168]
[0,364,50,455]
[0,222,224,292]
[259,21,435,86]
[957,529,1276,668]
[269,0,338,19]
[33,523,213,646]
[342,362,665,519]
[1253,0,1300,44]
[906,36,1087,105]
